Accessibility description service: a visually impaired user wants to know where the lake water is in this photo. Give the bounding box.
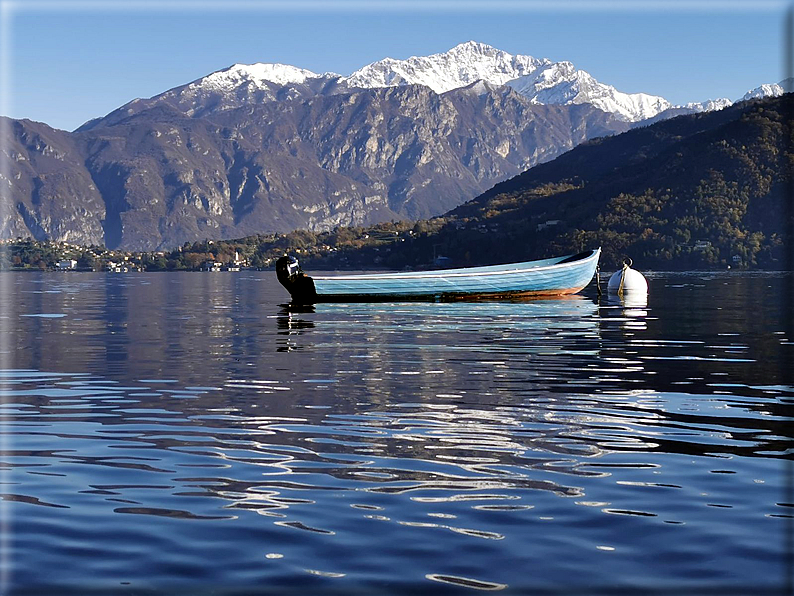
[1,271,792,595]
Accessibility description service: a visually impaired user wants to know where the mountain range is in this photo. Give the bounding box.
[1,41,786,251]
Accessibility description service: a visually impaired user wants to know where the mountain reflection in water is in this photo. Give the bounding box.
[2,271,792,595]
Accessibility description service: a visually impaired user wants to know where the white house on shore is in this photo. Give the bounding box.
[202,261,223,272]
[57,259,77,270]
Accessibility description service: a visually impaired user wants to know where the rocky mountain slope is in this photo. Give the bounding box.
[2,84,629,251]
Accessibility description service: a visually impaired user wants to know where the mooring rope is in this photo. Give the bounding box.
[595,265,602,297]
[617,257,632,298]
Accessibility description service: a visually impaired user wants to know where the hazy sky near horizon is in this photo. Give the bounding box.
[1,1,789,132]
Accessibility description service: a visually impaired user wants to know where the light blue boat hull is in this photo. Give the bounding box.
[284,249,600,302]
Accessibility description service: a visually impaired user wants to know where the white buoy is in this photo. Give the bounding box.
[607,258,648,295]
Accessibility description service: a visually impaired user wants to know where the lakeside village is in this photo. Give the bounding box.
[0,221,430,273]
[2,238,275,272]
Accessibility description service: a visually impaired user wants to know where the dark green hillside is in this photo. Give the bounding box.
[431,95,792,270]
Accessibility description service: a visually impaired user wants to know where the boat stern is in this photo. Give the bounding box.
[276,256,317,303]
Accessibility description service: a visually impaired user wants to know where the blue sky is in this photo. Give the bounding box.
[1,1,789,132]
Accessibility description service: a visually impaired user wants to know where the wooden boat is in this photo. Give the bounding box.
[276,248,601,303]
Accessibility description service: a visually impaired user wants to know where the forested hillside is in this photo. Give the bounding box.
[429,94,792,269]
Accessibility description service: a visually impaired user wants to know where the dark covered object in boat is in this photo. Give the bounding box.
[276,256,317,304]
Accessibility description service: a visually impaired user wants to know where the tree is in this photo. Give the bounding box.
[76,252,96,271]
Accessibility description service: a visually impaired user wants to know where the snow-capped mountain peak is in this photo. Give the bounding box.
[684,78,791,115]
[741,82,786,102]
[345,43,672,122]
[150,62,344,116]
[345,41,547,94]
[506,61,673,122]
[685,97,733,112]
[194,63,330,91]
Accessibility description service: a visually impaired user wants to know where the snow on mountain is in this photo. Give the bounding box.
[684,97,733,113]
[459,80,502,97]
[194,63,331,91]
[345,41,671,123]
[740,82,785,101]
[132,62,344,119]
[682,79,791,115]
[507,61,672,122]
[345,41,547,94]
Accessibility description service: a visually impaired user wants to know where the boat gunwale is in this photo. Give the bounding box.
[312,249,600,282]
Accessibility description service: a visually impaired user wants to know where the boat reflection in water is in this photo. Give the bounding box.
[276,306,315,352]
